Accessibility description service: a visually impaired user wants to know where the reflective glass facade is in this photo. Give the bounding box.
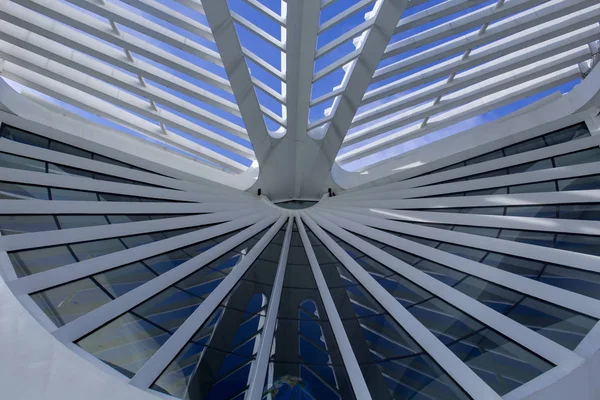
[3,122,600,400]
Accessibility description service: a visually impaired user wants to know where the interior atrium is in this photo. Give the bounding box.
[1,0,600,399]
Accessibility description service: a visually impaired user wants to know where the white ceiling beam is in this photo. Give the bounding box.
[118,0,213,40]
[202,0,276,165]
[0,26,247,138]
[0,0,238,111]
[361,21,600,107]
[344,49,589,146]
[0,47,253,159]
[64,0,216,56]
[339,66,580,163]
[394,0,489,34]
[231,11,285,51]
[374,0,599,83]
[0,61,248,171]
[8,0,226,84]
[310,0,408,164]
[319,0,375,34]
[384,0,550,60]
[242,0,285,26]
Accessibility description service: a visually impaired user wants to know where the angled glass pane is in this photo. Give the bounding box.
[307,227,470,400]
[152,226,284,399]
[355,231,597,350]
[75,227,270,378]
[266,223,355,400]
[0,215,58,235]
[11,226,204,276]
[327,230,553,395]
[31,227,247,326]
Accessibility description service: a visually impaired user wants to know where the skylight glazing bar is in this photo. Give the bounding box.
[394,0,489,34]
[118,0,214,40]
[64,0,219,62]
[315,18,374,60]
[129,214,286,389]
[318,0,375,34]
[231,12,285,51]
[242,0,285,26]
[383,0,550,60]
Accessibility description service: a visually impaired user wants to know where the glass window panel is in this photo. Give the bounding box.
[77,312,169,377]
[461,206,504,215]
[452,226,499,238]
[498,229,555,247]
[49,141,92,158]
[465,187,508,196]
[544,123,590,145]
[540,265,600,300]
[9,245,76,276]
[509,181,556,194]
[555,234,600,256]
[506,206,557,218]
[0,153,46,173]
[464,151,503,166]
[559,204,600,220]
[50,188,98,201]
[3,126,49,148]
[106,214,151,223]
[481,253,545,279]
[93,154,131,168]
[508,159,553,174]
[447,329,552,395]
[365,355,470,400]
[31,278,112,326]
[0,215,58,234]
[47,163,93,178]
[503,137,546,156]
[554,148,600,167]
[95,262,158,298]
[56,215,109,229]
[0,182,49,199]
[453,277,596,350]
[467,169,507,180]
[97,193,140,202]
[69,239,127,261]
[436,243,487,262]
[558,175,600,191]
[120,232,167,248]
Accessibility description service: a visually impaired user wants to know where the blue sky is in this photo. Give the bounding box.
[2,0,584,173]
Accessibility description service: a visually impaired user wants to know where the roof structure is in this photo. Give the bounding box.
[1,3,600,399]
[0,0,598,200]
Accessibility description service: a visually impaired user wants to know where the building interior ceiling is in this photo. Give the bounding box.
[0,0,598,199]
[1,1,600,400]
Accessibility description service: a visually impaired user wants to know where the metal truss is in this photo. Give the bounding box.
[0,0,595,196]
